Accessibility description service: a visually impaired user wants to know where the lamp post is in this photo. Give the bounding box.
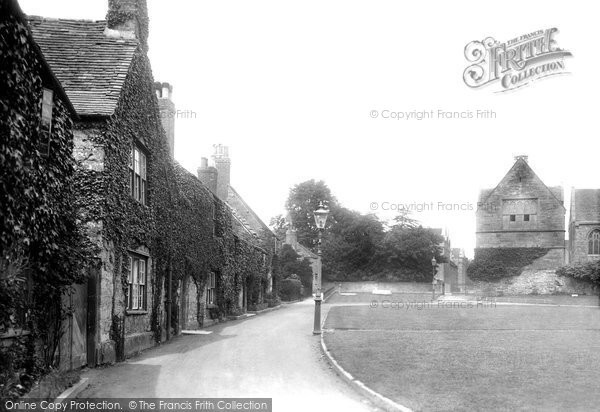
[313,202,329,335]
[431,256,437,301]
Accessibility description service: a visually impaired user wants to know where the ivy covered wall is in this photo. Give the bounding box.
[73,45,271,363]
[0,2,90,397]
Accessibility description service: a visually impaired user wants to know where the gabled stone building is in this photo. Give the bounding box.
[476,155,566,267]
[568,189,600,264]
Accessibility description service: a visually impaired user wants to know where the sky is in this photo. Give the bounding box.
[19,0,600,257]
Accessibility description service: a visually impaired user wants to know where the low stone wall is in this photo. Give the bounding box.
[471,269,598,296]
[338,281,431,293]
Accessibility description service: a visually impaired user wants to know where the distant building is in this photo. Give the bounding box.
[429,229,468,293]
[283,214,319,292]
[197,144,280,293]
[476,155,566,267]
[568,189,600,264]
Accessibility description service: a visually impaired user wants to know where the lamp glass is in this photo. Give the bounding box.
[313,204,329,229]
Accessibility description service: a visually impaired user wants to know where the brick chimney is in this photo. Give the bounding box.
[197,157,218,195]
[285,228,298,250]
[154,82,175,158]
[212,144,230,201]
[106,0,149,50]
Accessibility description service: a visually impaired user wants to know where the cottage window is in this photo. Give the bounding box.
[127,255,147,311]
[206,272,217,307]
[129,145,147,204]
[524,214,530,222]
[588,230,600,255]
[40,88,53,156]
[509,215,516,222]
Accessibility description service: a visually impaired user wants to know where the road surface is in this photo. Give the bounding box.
[78,299,376,412]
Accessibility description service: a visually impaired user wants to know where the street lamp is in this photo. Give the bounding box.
[313,202,329,335]
[431,256,437,301]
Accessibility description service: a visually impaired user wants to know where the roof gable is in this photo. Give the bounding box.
[480,158,565,210]
[28,16,138,117]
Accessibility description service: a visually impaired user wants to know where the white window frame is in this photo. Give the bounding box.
[129,145,147,204]
[127,255,147,311]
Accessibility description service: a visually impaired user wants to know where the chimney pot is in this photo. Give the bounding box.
[201,157,208,169]
[156,80,175,158]
[515,155,529,163]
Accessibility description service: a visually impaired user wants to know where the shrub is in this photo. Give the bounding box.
[467,248,550,281]
[279,278,303,301]
[557,261,600,285]
[264,292,281,308]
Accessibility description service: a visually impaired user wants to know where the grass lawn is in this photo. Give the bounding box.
[323,301,600,412]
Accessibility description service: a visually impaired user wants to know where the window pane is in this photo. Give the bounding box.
[132,259,138,285]
[128,257,133,283]
[139,260,146,285]
[141,181,146,205]
[138,285,143,309]
[132,283,139,310]
[130,170,135,197]
[134,148,140,174]
[141,153,146,179]
[135,176,140,201]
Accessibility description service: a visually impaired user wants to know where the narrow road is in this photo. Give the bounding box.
[79,300,375,412]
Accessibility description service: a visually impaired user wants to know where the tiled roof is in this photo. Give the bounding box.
[296,243,318,260]
[571,189,600,222]
[28,16,138,116]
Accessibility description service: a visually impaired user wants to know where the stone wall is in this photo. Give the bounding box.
[470,269,597,296]
[570,223,600,264]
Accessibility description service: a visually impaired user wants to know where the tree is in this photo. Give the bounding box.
[285,180,337,248]
[322,211,385,280]
[277,244,313,295]
[377,226,446,282]
[269,214,287,240]
[392,208,420,229]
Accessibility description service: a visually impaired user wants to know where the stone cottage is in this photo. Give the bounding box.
[197,145,280,299]
[26,0,275,368]
[0,0,83,373]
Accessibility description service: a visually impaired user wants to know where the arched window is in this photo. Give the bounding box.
[588,230,600,255]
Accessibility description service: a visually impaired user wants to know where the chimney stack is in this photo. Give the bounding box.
[212,144,230,201]
[154,81,175,158]
[197,157,218,195]
[285,227,298,250]
[106,0,149,50]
